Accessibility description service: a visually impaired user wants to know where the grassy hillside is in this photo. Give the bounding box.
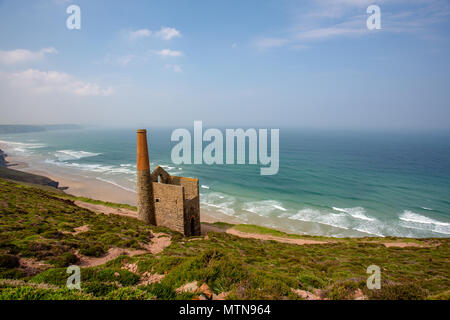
[0,178,449,300]
[0,166,60,189]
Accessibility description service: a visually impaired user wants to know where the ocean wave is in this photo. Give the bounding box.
[201,185,210,189]
[399,210,450,235]
[160,164,176,171]
[242,200,288,216]
[120,163,136,168]
[399,210,449,226]
[44,159,137,176]
[332,207,376,221]
[421,207,433,211]
[54,150,101,161]
[200,192,235,216]
[289,208,350,230]
[0,140,46,154]
[289,207,387,236]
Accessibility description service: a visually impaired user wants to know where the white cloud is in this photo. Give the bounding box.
[128,29,152,40]
[0,69,113,96]
[232,42,238,48]
[0,48,58,65]
[253,0,449,50]
[128,26,181,40]
[156,49,184,57]
[155,27,181,40]
[165,64,183,72]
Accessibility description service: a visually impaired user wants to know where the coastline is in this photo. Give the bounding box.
[2,139,449,239]
[0,147,409,238]
[0,148,223,224]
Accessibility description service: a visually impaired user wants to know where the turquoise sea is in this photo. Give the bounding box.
[1,127,449,238]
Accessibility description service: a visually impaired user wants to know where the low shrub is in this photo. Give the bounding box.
[0,254,20,268]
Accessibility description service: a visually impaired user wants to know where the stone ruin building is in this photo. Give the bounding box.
[136,129,201,236]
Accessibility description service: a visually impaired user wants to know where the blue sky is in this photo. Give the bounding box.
[0,0,449,130]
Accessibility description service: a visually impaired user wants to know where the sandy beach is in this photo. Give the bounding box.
[0,145,369,237]
[0,147,226,224]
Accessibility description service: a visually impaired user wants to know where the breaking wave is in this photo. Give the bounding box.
[0,140,46,154]
[44,159,137,176]
[289,208,350,230]
[332,207,376,221]
[201,192,236,216]
[54,150,101,161]
[242,200,287,216]
[289,207,385,236]
[399,210,450,235]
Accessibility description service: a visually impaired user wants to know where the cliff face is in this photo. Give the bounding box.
[0,150,59,188]
[0,149,8,167]
[0,166,59,188]
[0,124,81,134]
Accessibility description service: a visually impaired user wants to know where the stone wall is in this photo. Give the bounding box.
[183,196,201,236]
[153,182,185,234]
[171,176,200,236]
[171,176,199,200]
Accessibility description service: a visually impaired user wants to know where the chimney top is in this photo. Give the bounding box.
[137,129,147,133]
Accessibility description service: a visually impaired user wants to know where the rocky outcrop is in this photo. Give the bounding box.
[0,166,59,188]
[0,149,8,167]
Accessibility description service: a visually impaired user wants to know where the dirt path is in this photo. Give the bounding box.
[71,202,171,267]
[226,228,330,245]
[77,247,147,267]
[201,224,330,245]
[74,201,137,218]
[76,233,172,267]
[383,242,425,248]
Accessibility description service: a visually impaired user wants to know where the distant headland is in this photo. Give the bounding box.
[0,124,82,134]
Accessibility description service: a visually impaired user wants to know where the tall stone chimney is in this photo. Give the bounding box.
[136,129,156,225]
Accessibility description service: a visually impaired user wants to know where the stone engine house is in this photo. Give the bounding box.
[136,129,201,236]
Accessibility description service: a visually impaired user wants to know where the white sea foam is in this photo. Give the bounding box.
[399,210,450,235]
[289,208,350,230]
[120,163,136,168]
[200,192,236,216]
[0,140,46,154]
[201,185,210,189]
[421,207,433,211]
[160,164,175,170]
[332,207,376,221]
[54,150,101,161]
[44,159,136,176]
[242,200,288,216]
[400,211,449,226]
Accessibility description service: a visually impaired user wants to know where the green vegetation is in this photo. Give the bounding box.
[0,166,60,189]
[57,194,137,211]
[234,224,291,237]
[0,178,449,300]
